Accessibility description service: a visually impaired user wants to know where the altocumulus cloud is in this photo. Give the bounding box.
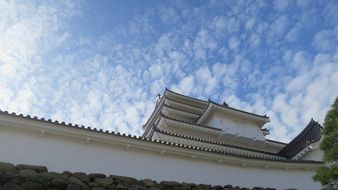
[0,0,337,142]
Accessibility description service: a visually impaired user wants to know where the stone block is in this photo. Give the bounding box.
[89,182,99,187]
[147,188,160,190]
[213,185,224,189]
[66,183,81,190]
[115,184,128,190]
[62,171,72,177]
[179,183,197,190]
[68,176,88,187]
[197,184,212,190]
[92,187,105,190]
[18,169,37,178]
[0,172,18,184]
[88,173,106,179]
[0,162,16,173]
[129,184,146,190]
[140,179,156,187]
[3,182,22,190]
[111,175,139,185]
[16,165,47,173]
[40,172,64,180]
[49,178,67,189]
[95,177,114,187]
[252,187,265,190]
[73,172,89,183]
[21,181,42,190]
[159,180,182,187]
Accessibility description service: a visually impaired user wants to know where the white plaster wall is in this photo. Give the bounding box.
[301,141,323,161]
[0,127,321,190]
[206,112,265,141]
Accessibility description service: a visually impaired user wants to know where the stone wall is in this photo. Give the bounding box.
[0,162,277,190]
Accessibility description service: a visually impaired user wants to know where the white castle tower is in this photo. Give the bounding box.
[143,88,323,162]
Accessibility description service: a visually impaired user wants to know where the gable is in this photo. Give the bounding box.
[205,112,266,141]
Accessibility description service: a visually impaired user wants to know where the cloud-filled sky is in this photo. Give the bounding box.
[1,0,338,142]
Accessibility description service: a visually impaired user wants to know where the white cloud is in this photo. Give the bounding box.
[0,1,80,116]
[244,18,255,31]
[193,67,218,96]
[173,75,195,94]
[248,33,261,48]
[160,7,179,25]
[322,1,338,25]
[149,63,164,80]
[269,15,289,37]
[212,16,227,32]
[193,29,217,60]
[1,0,338,143]
[272,94,299,127]
[228,37,240,51]
[286,74,309,92]
[285,23,302,42]
[291,51,311,71]
[150,79,165,95]
[312,29,337,51]
[274,0,289,12]
[267,50,338,141]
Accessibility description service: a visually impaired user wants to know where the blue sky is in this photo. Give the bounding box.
[1,0,338,142]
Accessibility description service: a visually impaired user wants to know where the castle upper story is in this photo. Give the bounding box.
[142,88,323,161]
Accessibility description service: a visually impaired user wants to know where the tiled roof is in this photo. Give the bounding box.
[208,99,269,119]
[153,126,281,157]
[159,112,222,131]
[277,119,322,159]
[165,88,208,104]
[152,126,321,163]
[163,102,200,116]
[266,139,288,145]
[165,88,269,119]
[164,95,206,110]
[0,110,322,164]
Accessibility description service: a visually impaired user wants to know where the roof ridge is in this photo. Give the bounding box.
[164,95,206,110]
[165,88,208,104]
[208,99,269,119]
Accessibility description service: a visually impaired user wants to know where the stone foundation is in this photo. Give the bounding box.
[0,162,276,190]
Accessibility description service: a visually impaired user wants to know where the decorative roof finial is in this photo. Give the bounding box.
[155,93,162,106]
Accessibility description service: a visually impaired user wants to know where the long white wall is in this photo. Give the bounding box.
[0,125,321,190]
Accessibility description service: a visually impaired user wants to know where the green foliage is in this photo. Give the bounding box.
[313,163,338,186]
[314,97,338,186]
